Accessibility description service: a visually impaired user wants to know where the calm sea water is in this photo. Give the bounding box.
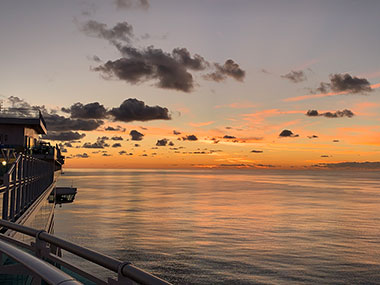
[55,169,380,284]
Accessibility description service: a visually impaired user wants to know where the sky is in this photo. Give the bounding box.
[1,0,380,169]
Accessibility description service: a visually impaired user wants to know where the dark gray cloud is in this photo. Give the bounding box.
[82,137,109,148]
[308,135,318,139]
[333,139,340,142]
[281,70,307,83]
[129,130,144,141]
[62,102,107,119]
[223,135,236,139]
[112,143,122,148]
[44,131,85,141]
[173,130,181,135]
[102,153,112,156]
[81,20,134,44]
[182,135,198,141]
[315,161,380,169]
[75,153,89,158]
[313,73,372,94]
[44,114,103,131]
[134,144,140,147]
[168,141,174,146]
[85,20,245,92]
[105,125,126,132]
[172,48,208,71]
[96,46,195,92]
[251,150,263,153]
[119,150,127,155]
[320,155,329,158]
[279,129,299,137]
[156,139,169,146]
[109,98,171,122]
[115,0,149,10]
[64,142,73,147]
[306,109,354,118]
[205,60,245,82]
[111,136,123,140]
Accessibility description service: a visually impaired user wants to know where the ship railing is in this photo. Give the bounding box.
[0,219,171,285]
[0,153,54,222]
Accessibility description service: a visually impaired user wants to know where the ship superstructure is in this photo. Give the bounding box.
[0,110,170,284]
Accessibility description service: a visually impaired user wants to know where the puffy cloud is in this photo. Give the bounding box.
[81,20,134,44]
[44,131,85,141]
[306,109,354,118]
[279,129,299,137]
[173,130,181,135]
[82,137,110,148]
[313,73,372,94]
[95,46,195,92]
[281,70,307,83]
[44,114,103,131]
[85,20,245,92]
[156,139,169,146]
[112,143,122,148]
[172,48,208,71]
[75,153,90,158]
[223,135,236,139]
[111,136,123,140]
[62,102,107,119]
[129,130,144,141]
[205,59,245,82]
[251,150,263,153]
[109,98,171,122]
[105,125,126,132]
[182,135,198,141]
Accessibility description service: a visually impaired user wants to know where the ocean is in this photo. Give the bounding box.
[55,169,380,284]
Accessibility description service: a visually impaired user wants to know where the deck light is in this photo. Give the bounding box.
[2,160,6,166]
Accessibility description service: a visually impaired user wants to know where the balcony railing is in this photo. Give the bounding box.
[0,219,171,284]
[0,153,54,221]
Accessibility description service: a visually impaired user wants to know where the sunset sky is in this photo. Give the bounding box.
[1,0,380,169]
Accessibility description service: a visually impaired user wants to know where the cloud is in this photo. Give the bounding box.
[205,60,245,82]
[85,20,245,92]
[168,141,174,146]
[44,131,85,141]
[173,130,181,135]
[315,161,380,169]
[75,153,90,158]
[312,73,372,94]
[81,20,134,44]
[223,135,236,139]
[82,137,109,148]
[308,135,318,139]
[281,70,307,83]
[333,139,340,142]
[251,150,263,153]
[279,129,299,137]
[156,138,168,146]
[306,109,354,118]
[172,48,208,71]
[62,102,107,119]
[102,153,112,156]
[112,143,122,147]
[129,130,144,140]
[105,125,126,132]
[95,46,196,92]
[109,98,171,122]
[44,114,103,131]
[182,135,198,141]
[114,0,149,10]
[119,150,127,155]
[111,136,123,140]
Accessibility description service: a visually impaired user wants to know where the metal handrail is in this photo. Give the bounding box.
[0,219,171,285]
[1,153,54,221]
[0,239,82,285]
